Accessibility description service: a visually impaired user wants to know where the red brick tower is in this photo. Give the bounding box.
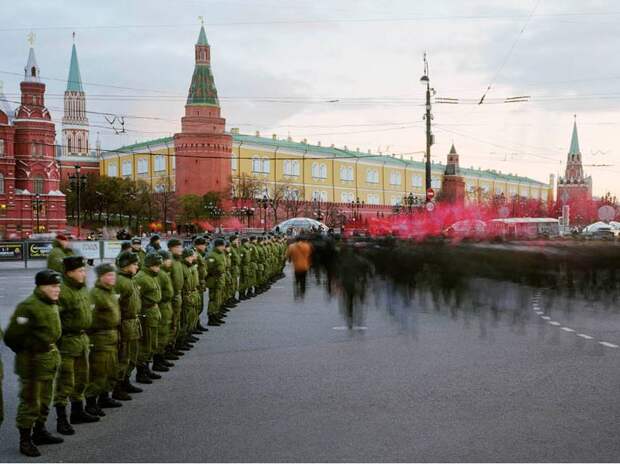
[441,144,465,206]
[12,44,67,236]
[174,24,232,197]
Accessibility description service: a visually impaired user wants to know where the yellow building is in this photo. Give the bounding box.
[100,130,553,205]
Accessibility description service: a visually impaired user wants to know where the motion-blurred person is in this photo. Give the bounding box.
[46,234,74,274]
[286,237,313,299]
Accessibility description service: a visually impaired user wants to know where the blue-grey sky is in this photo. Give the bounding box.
[2,0,620,196]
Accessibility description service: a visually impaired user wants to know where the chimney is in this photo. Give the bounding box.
[287,134,293,142]
[344,145,348,151]
[317,141,321,147]
[255,130,260,137]
[272,134,277,140]
[231,128,239,135]
[356,147,360,153]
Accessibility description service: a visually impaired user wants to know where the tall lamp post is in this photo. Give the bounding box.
[69,165,86,239]
[420,53,435,202]
[33,193,42,233]
[259,195,269,232]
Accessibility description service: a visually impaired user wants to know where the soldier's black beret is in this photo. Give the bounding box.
[241,237,248,244]
[131,237,142,245]
[150,234,161,242]
[213,238,225,247]
[182,247,195,259]
[193,236,207,245]
[35,269,62,286]
[167,238,183,248]
[144,252,163,267]
[121,241,132,251]
[117,251,139,268]
[95,263,116,277]
[63,256,86,272]
[249,236,256,241]
[158,249,172,260]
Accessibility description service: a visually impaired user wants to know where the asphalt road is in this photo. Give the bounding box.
[0,264,620,462]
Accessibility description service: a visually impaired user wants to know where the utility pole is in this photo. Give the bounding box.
[69,165,85,239]
[420,52,434,202]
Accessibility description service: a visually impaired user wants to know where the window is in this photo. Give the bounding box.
[292,160,300,176]
[509,185,517,196]
[341,191,355,203]
[431,177,441,189]
[366,169,379,184]
[0,173,4,194]
[33,176,44,194]
[154,155,166,172]
[77,137,82,153]
[107,163,118,177]
[67,137,72,153]
[319,163,327,179]
[311,162,319,178]
[122,160,132,176]
[283,160,292,176]
[0,139,5,156]
[389,172,401,186]
[411,174,423,188]
[367,193,380,205]
[137,158,148,175]
[390,196,401,206]
[262,158,270,174]
[31,142,43,158]
[285,189,299,200]
[252,157,261,173]
[231,156,238,171]
[495,185,504,195]
[312,191,327,201]
[340,165,354,181]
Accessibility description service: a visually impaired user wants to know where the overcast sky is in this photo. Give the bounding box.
[1,0,620,196]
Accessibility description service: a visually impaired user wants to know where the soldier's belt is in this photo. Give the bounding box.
[31,343,56,354]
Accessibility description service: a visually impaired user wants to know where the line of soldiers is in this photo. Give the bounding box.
[1,233,288,457]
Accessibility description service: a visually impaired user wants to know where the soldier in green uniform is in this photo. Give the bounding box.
[46,234,74,274]
[54,256,99,435]
[153,250,175,372]
[180,247,200,347]
[239,237,252,300]
[114,241,132,266]
[130,237,146,269]
[167,239,188,354]
[229,235,242,305]
[221,241,235,312]
[206,238,227,325]
[112,251,142,401]
[4,270,64,457]
[134,252,162,383]
[84,263,122,418]
[247,236,259,298]
[192,236,209,333]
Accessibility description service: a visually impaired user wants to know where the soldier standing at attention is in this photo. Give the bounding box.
[114,241,132,266]
[192,236,209,333]
[229,235,242,305]
[4,270,64,457]
[167,239,188,354]
[180,247,199,348]
[134,253,163,384]
[206,238,227,326]
[130,237,146,269]
[112,252,142,400]
[46,234,74,274]
[221,241,235,312]
[239,237,252,300]
[54,256,99,435]
[153,250,175,372]
[84,263,122,418]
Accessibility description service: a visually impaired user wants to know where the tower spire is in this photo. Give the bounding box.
[187,23,219,106]
[569,115,580,155]
[66,39,83,92]
[24,34,40,83]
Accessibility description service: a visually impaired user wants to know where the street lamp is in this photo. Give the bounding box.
[33,193,42,233]
[259,195,270,232]
[420,53,434,202]
[69,165,86,239]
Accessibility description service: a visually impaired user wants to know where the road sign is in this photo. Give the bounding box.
[427,188,435,200]
[426,201,435,212]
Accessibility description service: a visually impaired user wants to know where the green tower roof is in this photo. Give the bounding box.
[186,63,219,106]
[569,120,580,155]
[197,25,209,45]
[66,43,83,92]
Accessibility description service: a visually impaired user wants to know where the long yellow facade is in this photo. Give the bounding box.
[100,131,553,205]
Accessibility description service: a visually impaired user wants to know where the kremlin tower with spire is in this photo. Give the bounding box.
[441,143,466,206]
[174,23,232,197]
[0,37,67,238]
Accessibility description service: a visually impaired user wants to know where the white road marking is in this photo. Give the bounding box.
[599,341,619,349]
[561,327,575,332]
[535,311,544,315]
[548,321,561,326]
[541,316,551,320]
[577,334,594,340]
[332,326,368,331]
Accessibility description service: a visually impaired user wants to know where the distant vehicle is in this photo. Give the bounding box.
[273,217,328,235]
[488,218,560,240]
[582,221,620,240]
[444,219,487,239]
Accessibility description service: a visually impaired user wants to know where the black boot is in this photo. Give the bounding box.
[196,321,209,332]
[160,356,175,368]
[112,383,132,401]
[152,355,170,372]
[188,335,199,342]
[70,400,100,424]
[19,427,40,457]
[207,315,221,326]
[146,362,162,379]
[55,405,75,435]
[98,392,122,409]
[135,365,153,384]
[164,349,180,361]
[123,376,143,393]
[85,395,105,417]
[32,421,64,445]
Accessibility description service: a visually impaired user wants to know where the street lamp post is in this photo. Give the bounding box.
[69,165,86,239]
[259,195,269,232]
[34,193,41,233]
[420,53,434,202]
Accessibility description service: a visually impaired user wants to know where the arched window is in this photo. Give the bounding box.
[67,136,73,153]
[31,66,36,77]
[33,175,44,194]
[77,137,82,152]
[0,139,5,157]
[0,173,4,194]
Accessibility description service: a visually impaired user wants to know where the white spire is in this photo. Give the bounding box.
[24,47,40,82]
[0,81,13,121]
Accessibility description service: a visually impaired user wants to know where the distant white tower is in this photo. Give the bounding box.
[62,34,89,157]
